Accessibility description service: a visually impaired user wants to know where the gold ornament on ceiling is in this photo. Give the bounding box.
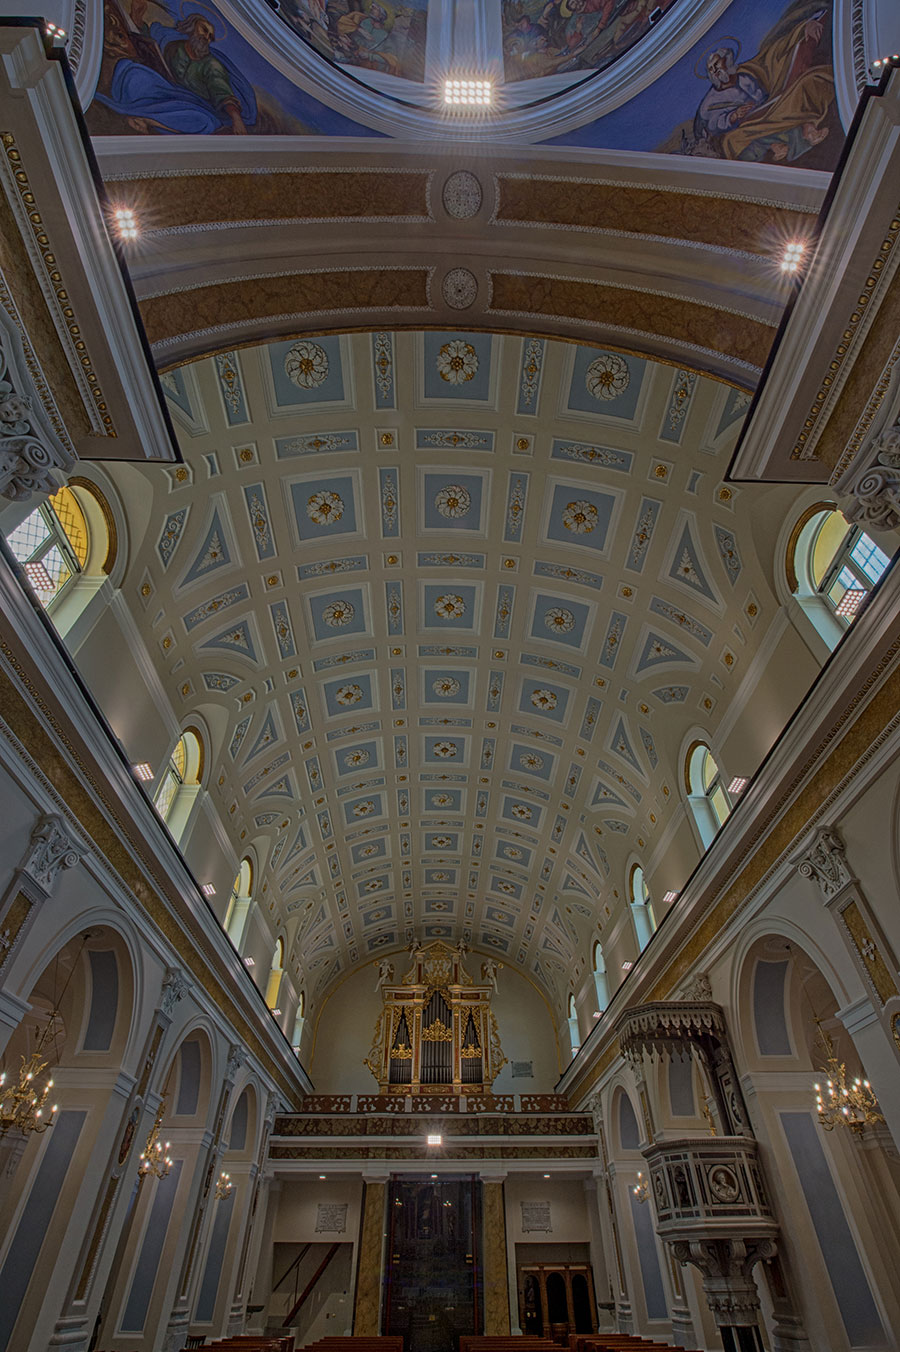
[436,484,472,517]
[322,599,355,627]
[585,352,630,401]
[284,340,329,389]
[563,499,599,533]
[307,490,344,524]
[437,339,478,385]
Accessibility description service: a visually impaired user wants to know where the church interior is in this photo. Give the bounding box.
[1,1,900,1350]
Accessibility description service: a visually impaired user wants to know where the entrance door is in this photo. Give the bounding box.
[383,1176,482,1352]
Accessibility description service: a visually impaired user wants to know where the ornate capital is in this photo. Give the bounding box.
[0,436,61,502]
[680,972,713,1001]
[797,827,853,900]
[20,813,82,896]
[840,464,900,533]
[160,966,189,1016]
[670,1236,776,1327]
[226,1043,246,1081]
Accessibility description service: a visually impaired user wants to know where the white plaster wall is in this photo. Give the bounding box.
[505,1177,591,1245]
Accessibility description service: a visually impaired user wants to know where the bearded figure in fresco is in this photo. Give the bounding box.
[92,0,259,134]
[684,1,835,163]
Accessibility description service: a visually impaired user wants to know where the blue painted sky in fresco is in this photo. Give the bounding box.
[545,0,831,151]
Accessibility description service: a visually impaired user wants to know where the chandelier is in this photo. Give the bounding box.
[632,1170,649,1204]
[814,1028,884,1134]
[215,1170,233,1200]
[0,1051,58,1137]
[139,1101,173,1179]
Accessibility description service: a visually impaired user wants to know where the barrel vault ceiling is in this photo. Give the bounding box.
[108,329,802,1019]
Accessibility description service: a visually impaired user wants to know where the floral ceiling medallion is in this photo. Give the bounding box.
[585,352,630,402]
[322,599,355,627]
[531,688,558,710]
[307,490,344,524]
[336,683,364,705]
[545,606,575,633]
[434,593,466,619]
[433,676,461,697]
[563,499,598,533]
[437,340,479,385]
[435,484,472,518]
[285,340,329,389]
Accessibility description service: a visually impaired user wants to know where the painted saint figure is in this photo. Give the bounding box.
[92,0,257,134]
[685,1,834,162]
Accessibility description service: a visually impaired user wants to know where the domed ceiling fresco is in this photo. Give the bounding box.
[83,0,845,161]
[106,331,804,1021]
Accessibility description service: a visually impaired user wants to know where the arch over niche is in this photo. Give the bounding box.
[730,928,898,1347]
[154,726,204,844]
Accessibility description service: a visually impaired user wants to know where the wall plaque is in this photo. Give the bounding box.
[521,1200,552,1233]
[316,1202,348,1233]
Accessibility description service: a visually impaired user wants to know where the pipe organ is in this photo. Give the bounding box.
[365,941,506,1094]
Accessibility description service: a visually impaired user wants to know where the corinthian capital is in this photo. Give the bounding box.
[797,827,852,900]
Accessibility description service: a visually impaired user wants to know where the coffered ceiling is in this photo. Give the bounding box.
[107,329,804,1019]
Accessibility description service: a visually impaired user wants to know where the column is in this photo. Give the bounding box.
[582,1175,611,1331]
[353,1173,388,1334]
[482,1175,511,1334]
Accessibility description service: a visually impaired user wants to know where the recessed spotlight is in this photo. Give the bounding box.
[24,560,54,592]
[835,588,865,617]
[133,762,154,782]
[728,777,749,795]
[622,960,633,972]
[201,882,216,898]
[112,206,139,241]
[244,956,255,967]
[427,1133,442,1146]
[780,240,806,273]
[443,77,492,108]
[662,890,678,905]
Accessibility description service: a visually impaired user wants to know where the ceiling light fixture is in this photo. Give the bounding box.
[443,78,492,108]
[728,777,749,795]
[133,762,154,782]
[138,1100,172,1180]
[622,960,633,972]
[662,890,678,905]
[632,1171,649,1203]
[427,1133,442,1146]
[244,956,255,967]
[201,882,216,898]
[835,588,865,618]
[319,1174,327,1180]
[543,1173,550,1178]
[112,206,139,241]
[592,1011,601,1019]
[24,561,54,592]
[215,1170,233,1200]
[780,240,806,273]
[271,1007,281,1016]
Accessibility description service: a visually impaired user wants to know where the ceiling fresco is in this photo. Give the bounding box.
[84,0,845,164]
[106,331,806,1022]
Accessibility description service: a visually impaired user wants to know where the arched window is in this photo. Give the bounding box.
[686,741,731,850]
[292,992,305,1053]
[592,940,609,1012]
[224,858,253,950]
[266,938,285,1011]
[567,992,580,1057]
[5,486,88,607]
[789,506,891,653]
[154,728,203,842]
[629,863,656,949]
